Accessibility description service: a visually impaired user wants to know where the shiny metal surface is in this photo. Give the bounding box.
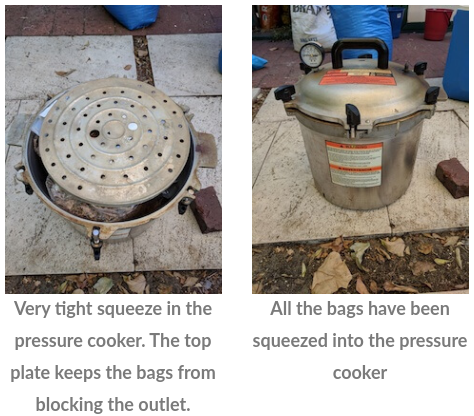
[38,78,191,207]
[287,59,433,131]
[295,112,428,210]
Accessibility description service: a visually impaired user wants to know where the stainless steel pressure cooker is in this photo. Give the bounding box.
[16,78,216,259]
[275,38,440,210]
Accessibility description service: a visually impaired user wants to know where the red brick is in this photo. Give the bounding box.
[22,5,55,36]
[5,5,27,36]
[436,158,469,199]
[52,7,84,35]
[84,6,115,35]
[209,6,222,18]
[191,187,222,234]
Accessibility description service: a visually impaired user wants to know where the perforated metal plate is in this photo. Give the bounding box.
[39,79,191,207]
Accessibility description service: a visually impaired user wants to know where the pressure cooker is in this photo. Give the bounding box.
[275,38,440,210]
[15,78,216,260]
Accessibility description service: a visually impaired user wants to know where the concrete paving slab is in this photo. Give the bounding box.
[252,88,261,103]
[435,98,469,112]
[416,111,469,166]
[147,34,222,97]
[5,100,43,146]
[5,100,20,130]
[5,36,137,100]
[252,120,392,244]
[455,107,469,127]
[5,146,135,276]
[253,88,295,123]
[387,111,469,235]
[252,121,280,186]
[133,96,222,271]
[5,101,20,160]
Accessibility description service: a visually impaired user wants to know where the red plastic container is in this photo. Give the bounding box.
[424,8,453,41]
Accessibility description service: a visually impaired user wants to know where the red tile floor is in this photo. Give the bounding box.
[253,32,451,89]
[5,5,222,37]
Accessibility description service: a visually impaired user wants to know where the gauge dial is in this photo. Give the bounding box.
[299,42,325,69]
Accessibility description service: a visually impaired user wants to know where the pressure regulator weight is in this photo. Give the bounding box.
[299,42,325,69]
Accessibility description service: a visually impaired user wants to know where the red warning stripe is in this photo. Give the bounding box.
[329,165,382,172]
[320,70,396,86]
[326,142,383,150]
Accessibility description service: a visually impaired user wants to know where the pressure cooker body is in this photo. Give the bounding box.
[275,38,440,210]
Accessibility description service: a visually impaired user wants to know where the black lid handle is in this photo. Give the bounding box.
[274,85,296,103]
[332,38,389,70]
[425,86,440,105]
[346,104,361,128]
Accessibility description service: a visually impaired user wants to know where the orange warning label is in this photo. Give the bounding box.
[320,69,396,86]
[326,141,383,188]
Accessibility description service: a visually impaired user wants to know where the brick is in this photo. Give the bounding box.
[5,5,27,36]
[22,5,54,36]
[191,186,222,234]
[209,6,222,18]
[52,7,84,35]
[84,6,115,35]
[436,158,469,199]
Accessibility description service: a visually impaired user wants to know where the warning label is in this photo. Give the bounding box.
[320,69,396,86]
[326,141,383,188]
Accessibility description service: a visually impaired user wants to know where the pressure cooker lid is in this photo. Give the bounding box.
[277,39,439,127]
[38,78,191,207]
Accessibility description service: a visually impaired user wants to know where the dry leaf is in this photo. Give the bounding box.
[252,248,262,254]
[254,273,265,282]
[137,49,148,58]
[80,41,90,50]
[301,262,307,278]
[183,277,199,288]
[455,247,463,269]
[350,242,370,272]
[72,289,84,294]
[124,273,147,294]
[384,281,419,294]
[57,281,68,294]
[252,282,263,294]
[320,236,344,253]
[269,47,279,51]
[313,248,323,259]
[55,69,76,77]
[124,64,132,71]
[356,277,369,294]
[343,239,354,250]
[274,246,284,253]
[381,237,405,257]
[66,273,87,288]
[158,284,173,294]
[455,283,468,290]
[434,258,450,265]
[93,277,114,294]
[286,249,294,256]
[417,243,433,255]
[376,247,391,260]
[411,261,436,276]
[369,280,378,293]
[404,246,411,255]
[444,236,460,247]
[311,252,352,294]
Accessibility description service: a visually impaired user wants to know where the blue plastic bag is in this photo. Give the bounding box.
[329,6,393,61]
[252,55,267,71]
[104,5,160,30]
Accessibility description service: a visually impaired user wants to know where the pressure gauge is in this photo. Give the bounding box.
[299,42,325,69]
